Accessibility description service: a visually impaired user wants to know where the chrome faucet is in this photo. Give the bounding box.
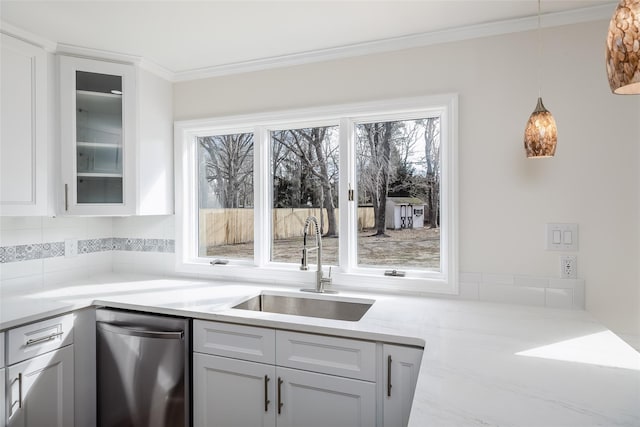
[300,216,336,293]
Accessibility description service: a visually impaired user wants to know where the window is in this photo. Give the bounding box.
[355,117,441,271]
[271,126,339,265]
[197,132,254,259]
[175,95,458,294]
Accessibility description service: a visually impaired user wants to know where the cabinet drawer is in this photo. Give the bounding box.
[193,320,275,364]
[7,313,74,365]
[276,331,376,381]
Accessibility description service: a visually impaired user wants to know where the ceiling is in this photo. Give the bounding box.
[1,1,615,76]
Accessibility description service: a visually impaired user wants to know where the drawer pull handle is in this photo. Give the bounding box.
[26,331,64,346]
[18,372,23,409]
[264,375,270,412]
[387,354,393,397]
[277,377,283,415]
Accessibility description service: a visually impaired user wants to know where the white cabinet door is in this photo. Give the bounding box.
[0,34,49,216]
[277,366,376,427]
[1,367,5,427]
[382,344,423,427]
[6,345,74,427]
[59,55,136,215]
[193,352,276,427]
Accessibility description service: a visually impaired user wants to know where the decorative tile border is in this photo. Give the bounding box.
[78,238,114,254]
[0,242,65,263]
[0,238,175,263]
[112,238,175,253]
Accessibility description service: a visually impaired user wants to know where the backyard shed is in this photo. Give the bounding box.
[385,197,426,230]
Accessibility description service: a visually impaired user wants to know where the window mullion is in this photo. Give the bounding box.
[254,126,270,267]
[339,118,356,272]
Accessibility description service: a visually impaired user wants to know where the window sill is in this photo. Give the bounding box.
[175,260,458,295]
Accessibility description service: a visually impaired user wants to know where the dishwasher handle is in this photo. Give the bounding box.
[97,322,184,340]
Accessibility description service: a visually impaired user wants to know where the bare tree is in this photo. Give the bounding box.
[423,117,440,227]
[358,122,394,236]
[387,121,423,197]
[199,133,254,208]
[272,127,339,237]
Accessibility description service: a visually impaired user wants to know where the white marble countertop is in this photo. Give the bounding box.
[1,273,638,426]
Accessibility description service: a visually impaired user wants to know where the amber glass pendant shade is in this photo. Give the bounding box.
[606,0,640,94]
[524,0,558,158]
[524,97,557,158]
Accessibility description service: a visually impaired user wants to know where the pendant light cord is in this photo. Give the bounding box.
[537,0,542,98]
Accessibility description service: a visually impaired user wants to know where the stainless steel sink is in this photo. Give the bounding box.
[232,293,374,321]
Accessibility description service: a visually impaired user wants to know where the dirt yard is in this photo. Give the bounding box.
[207,227,440,270]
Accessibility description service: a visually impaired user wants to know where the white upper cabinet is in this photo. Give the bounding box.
[0,34,50,216]
[59,55,172,216]
[60,55,135,215]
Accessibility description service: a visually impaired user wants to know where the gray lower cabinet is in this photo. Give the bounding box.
[383,344,423,427]
[194,353,276,427]
[276,366,375,427]
[0,367,5,427]
[6,345,74,427]
[193,353,376,427]
[4,314,75,427]
[193,320,377,427]
[1,333,4,426]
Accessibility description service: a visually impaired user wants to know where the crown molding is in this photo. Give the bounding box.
[138,58,174,82]
[56,43,142,64]
[0,20,57,52]
[172,2,616,82]
[0,22,174,81]
[56,43,174,81]
[2,2,617,83]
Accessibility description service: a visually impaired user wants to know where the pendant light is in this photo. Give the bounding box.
[606,0,640,94]
[524,0,557,158]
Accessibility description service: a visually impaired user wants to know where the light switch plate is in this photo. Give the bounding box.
[546,223,578,251]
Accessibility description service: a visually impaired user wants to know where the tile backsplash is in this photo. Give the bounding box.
[458,272,585,310]
[0,216,176,294]
[1,216,584,311]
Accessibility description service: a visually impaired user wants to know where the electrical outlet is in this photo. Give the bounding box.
[560,255,577,279]
[65,238,78,258]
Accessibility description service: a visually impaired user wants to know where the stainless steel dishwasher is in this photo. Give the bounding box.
[96,308,190,427]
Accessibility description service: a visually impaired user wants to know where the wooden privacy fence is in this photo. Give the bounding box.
[199,207,375,246]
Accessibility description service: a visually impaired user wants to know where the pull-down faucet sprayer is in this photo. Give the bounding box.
[300,216,336,294]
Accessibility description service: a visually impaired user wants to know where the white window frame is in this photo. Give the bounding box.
[174,94,458,294]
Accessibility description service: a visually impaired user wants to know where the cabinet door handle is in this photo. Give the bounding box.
[264,375,270,412]
[26,331,64,346]
[277,377,283,415]
[387,354,393,397]
[64,184,69,211]
[18,372,23,409]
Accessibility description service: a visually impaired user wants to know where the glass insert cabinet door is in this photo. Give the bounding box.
[60,56,136,215]
[76,71,123,203]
